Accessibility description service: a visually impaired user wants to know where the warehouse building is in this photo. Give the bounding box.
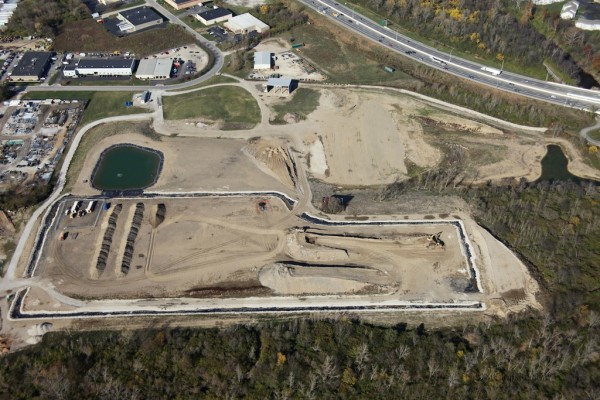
[136,58,174,80]
[224,13,269,34]
[254,52,272,70]
[62,64,78,78]
[165,0,203,10]
[117,6,163,32]
[265,77,296,95]
[195,7,232,25]
[66,59,135,77]
[11,52,52,82]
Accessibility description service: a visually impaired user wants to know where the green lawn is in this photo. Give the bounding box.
[167,75,238,92]
[162,85,260,129]
[21,91,148,125]
[271,88,321,124]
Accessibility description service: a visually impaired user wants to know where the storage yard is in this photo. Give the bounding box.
[0,100,85,189]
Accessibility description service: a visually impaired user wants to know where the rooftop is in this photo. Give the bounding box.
[227,13,269,30]
[119,6,163,26]
[254,52,272,65]
[198,7,232,21]
[12,52,52,77]
[77,59,135,69]
[267,77,293,87]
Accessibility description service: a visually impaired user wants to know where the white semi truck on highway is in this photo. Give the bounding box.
[481,66,502,76]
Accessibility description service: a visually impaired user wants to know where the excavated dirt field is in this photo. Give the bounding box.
[33,196,479,303]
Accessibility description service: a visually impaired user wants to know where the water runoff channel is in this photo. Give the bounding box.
[10,192,484,321]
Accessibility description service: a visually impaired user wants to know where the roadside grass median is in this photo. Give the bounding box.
[162,85,261,129]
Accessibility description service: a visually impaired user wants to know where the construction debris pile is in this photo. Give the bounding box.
[121,203,145,275]
[96,203,122,274]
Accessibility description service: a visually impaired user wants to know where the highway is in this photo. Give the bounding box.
[301,0,600,113]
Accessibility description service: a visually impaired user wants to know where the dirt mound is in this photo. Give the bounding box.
[259,263,369,295]
[244,138,298,189]
[121,203,145,276]
[96,204,122,275]
[150,203,166,229]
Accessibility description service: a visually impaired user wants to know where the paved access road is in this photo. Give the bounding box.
[302,0,600,113]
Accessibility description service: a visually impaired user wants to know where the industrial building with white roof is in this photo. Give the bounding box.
[63,59,135,78]
[224,13,269,34]
[136,58,174,80]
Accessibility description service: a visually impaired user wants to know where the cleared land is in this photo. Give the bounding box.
[162,86,261,129]
[32,196,478,304]
[54,20,198,57]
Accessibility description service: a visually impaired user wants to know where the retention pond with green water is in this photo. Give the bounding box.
[91,144,163,191]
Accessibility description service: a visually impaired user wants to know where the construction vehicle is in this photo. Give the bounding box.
[481,66,502,76]
[59,231,68,240]
[85,200,95,214]
[427,232,445,249]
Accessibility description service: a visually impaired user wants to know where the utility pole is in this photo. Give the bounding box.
[501,58,505,72]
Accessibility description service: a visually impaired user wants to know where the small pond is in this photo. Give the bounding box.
[538,144,580,182]
[91,144,163,190]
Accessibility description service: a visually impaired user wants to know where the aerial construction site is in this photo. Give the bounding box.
[2,85,544,345]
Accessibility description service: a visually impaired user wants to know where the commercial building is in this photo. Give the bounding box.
[11,52,52,82]
[117,6,163,32]
[65,59,135,77]
[195,7,232,25]
[224,13,269,34]
[62,64,77,78]
[165,0,202,10]
[560,1,579,19]
[254,52,272,70]
[265,77,296,95]
[136,58,174,80]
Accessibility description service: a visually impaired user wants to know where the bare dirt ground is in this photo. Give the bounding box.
[5,82,588,348]
[33,196,479,304]
[72,131,291,196]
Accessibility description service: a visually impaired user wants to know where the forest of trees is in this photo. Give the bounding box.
[4,0,89,37]
[354,0,600,86]
[1,173,599,399]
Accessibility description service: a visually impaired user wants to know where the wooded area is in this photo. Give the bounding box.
[1,176,599,399]
[4,0,89,37]
[354,0,600,86]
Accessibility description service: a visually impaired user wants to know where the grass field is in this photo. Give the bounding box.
[589,128,600,141]
[286,18,414,85]
[22,91,148,125]
[54,20,197,57]
[162,85,260,129]
[271,88,321,124]
[167,75,238,92]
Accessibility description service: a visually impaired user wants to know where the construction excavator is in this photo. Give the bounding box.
[427,232,445,249]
